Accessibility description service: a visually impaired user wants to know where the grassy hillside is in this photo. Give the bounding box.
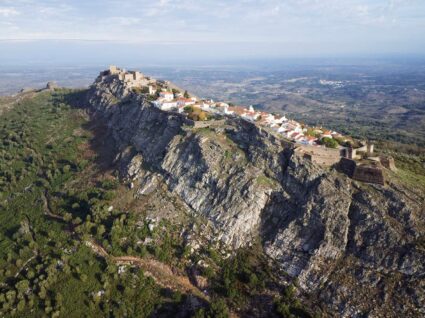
[0,91,172,317]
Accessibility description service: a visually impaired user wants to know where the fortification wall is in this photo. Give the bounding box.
[192,119,226,129]
[352,165,385,185]
[295,145,341,166]
[380,156,397,171]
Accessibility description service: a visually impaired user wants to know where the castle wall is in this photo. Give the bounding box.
[109,65,120,75]
[191,119,226,129]
[295,145,341,166]
[133,72,143,81]
[380,156,397,171]
[352,165,385,185]
[124,74,134,82]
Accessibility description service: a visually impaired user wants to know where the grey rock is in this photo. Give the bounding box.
[86,71,425,318]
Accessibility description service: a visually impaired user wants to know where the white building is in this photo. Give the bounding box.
[321,130,333,139]
[201,101,213,111]
[159,91,174,101]
[282,120,302,133]
[159,101,178,110]
[275,115,288,124]
[176,98,195,107]
[216,103,233,115]
[242,111,260,122]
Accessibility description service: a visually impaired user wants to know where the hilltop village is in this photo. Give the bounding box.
[100,66,396,185]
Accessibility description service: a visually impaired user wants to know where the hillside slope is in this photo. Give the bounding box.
[85,73,425,317]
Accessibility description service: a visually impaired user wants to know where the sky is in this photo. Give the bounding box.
[0,0,425,65]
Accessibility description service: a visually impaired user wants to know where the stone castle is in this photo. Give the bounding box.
[296,140,396,186]
[100,65,156,92]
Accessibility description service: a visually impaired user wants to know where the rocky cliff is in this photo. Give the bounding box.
[86,73,425,317]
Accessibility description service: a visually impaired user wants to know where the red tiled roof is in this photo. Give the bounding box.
[177,98,193,103]
[228,106,248,115]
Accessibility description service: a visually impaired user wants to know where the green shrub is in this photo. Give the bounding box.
[321,137,338,148]
[207,298,229,318]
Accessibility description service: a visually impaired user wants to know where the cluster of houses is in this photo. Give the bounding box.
[104,65,346,148]
[152,86,345,147]
[153,91,197,111]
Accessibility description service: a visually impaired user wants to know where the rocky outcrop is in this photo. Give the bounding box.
[86,73,425,317]
[46,81,59,90]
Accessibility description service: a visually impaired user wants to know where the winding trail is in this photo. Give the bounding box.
[14,253,38,279]
[41,191,65,221]
[85,240,208,301]
[41,189,209,302]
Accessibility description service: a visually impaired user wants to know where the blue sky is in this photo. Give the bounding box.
[0,0,425,63]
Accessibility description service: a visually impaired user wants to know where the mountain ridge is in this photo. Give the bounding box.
[85,69,425,317]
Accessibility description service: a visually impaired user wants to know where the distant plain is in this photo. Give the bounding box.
[2,59,424,150]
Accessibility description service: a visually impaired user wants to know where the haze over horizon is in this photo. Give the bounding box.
[1,0,425,65]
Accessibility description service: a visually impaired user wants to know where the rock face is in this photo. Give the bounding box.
[86,73,425,317]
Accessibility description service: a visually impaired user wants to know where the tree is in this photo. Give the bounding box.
[80,274,88,282]
[275,301,291,317]
[73,217,82,225]
[62,165,71,173]
[193,308,206,318]
[38,286,47,299]
[321,137,338,149]
[183,106,193,113]
[184,90,190,98]
[63,213,72,222]
[198,112,208,121]
[97,225,106,237]
[17,299,26,312]
[207,298,229,318]
[15,280,30,294]
[6,290,16,303]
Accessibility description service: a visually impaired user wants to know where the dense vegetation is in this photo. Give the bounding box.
[0,91,317,317]
[184,105,210,121]
[0,91,178,317]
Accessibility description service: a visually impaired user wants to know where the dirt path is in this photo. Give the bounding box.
[41,191,66,221]
[40,187,210,303]
[85,240,208,301]
[14,252,38,279]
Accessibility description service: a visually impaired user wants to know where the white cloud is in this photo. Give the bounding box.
[0,7,19,17]
[109,17,142,26]
[0,0,424,55]
[38,4,73,16]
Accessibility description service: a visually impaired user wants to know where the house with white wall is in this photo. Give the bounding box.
[176,98,195,107]
[159,100,178,111]
[159,91,174,101]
